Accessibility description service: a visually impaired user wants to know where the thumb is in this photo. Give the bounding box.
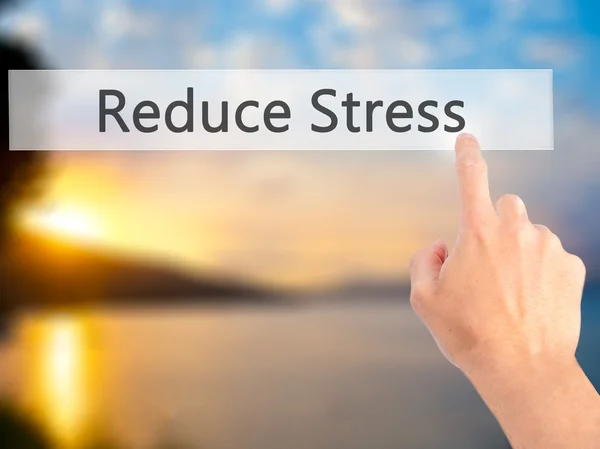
[409,239,448,292]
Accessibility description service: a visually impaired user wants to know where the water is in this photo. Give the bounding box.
[0,298,598,449]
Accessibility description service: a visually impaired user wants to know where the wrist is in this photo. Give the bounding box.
[465,349,580,392]
[464,348,586,423]
[463,353,581,384]
[463,349,600,448]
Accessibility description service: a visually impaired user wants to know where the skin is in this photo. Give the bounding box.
[409,133,600,449]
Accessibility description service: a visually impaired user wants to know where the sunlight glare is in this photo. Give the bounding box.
[22,315,91,448]
[43,316,85,447]
[22,207,103,242]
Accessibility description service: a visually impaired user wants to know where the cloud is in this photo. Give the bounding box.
[324,0,379,30]
[390,35,434,67]
[437,31,475,60]
[309,1,445,68]
[82,46,113,69]
[6,12,46,44]
[186,44,217,68]
[530,0,572,21]
[505,0,572,22]
[226,34,295,68]
[186,33,297,69]
[319,0,459,31]
[61,0,82,13]
[264,0,296,14]
[494,0,527,22]
[416,1,459,29]
[521,36,579,67]
[100,1,157,40]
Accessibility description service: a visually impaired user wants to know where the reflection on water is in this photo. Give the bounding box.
[41,317,85,445]
[4,302,511,449]
[4,299,598,449]
[23,315,92,448]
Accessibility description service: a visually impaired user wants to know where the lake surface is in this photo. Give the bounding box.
[0,299,598,449]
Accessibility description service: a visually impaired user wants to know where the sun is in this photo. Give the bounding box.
[21,207,103,242]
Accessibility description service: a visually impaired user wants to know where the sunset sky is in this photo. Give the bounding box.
[2,0,600,286]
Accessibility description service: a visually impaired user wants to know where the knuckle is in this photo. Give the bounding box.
[568,254,586,278]
[456,157,487,174]
[410,284,431,311]
[547,232,563,249]
[535,224,551,235]
[537,225,562,248]
[496,194,524,211]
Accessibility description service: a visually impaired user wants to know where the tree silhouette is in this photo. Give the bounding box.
[0,0,46,251]
[1,0,47,318]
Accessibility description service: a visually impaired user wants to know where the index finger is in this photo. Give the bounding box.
[455,133,494,228]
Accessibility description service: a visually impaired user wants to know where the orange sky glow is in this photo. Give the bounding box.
[16,150,550,288]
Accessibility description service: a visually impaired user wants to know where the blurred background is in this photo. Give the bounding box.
[0,0,599,448]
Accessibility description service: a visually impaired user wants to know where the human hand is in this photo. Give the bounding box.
[409,133,586,378]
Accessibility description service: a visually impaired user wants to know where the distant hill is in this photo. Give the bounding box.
[327,278,600,301]
[324,279,411,300]
[0,232,277,310]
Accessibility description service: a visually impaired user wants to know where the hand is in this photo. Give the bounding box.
[409,133,586,377]
[408,133,600,449]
